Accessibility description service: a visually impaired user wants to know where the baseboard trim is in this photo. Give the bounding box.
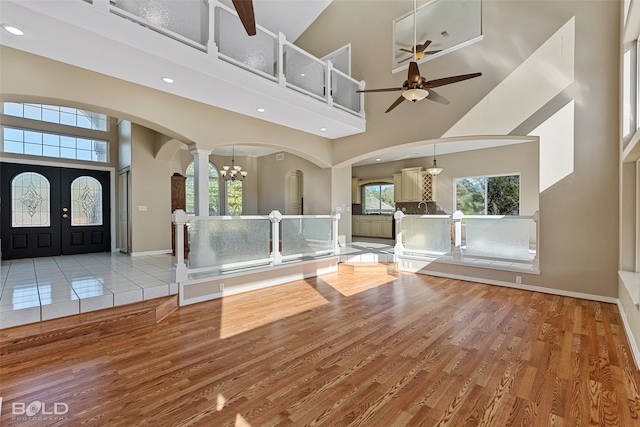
[406,268,618,304]
[130,249,172,257]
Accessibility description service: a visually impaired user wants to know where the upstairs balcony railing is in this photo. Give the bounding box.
[87,0,364,117]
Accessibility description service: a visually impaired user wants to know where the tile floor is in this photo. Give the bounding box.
[0,252,177,329]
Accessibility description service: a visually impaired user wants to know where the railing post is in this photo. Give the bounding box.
[269,210,283,265]
[278,32,287,87]
[172,209,189,283]
[532,210,540,270]
[358,80,366,117]
[453,210,464,261]
[326,60,334,107]
[208,0,219,54]
[394,210,405,260]
[331,211,341,254]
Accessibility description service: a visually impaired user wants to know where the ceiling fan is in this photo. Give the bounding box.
[357,62,481,113]
[398,40,442,63]
[357,0,481,113]
[232,0,256,36]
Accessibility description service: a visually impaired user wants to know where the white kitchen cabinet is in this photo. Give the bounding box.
[352,215,393,238]
[401,167,422,202]
[383,220,393,238]
[393,173,402,202]
[352,178,361,204]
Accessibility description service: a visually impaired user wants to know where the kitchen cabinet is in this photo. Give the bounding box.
[352,178,361,204]
[401,167,422,202]
[393,173,402,202]
[352,215,393,238]
[419,171,437,202]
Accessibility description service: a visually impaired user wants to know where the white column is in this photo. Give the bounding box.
[453,210,464,261]
[269,210,283,265]
[394,210,404,260]
[172,210,189,283]
[189,146,212,216]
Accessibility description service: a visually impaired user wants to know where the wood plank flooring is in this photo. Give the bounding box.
[1,269,640,426]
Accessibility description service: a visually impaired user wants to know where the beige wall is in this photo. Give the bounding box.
[129,122,171,253]
[299,0,620,298]
[257,152,332,215]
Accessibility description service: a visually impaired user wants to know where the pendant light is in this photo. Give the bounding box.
[427,144,443,176]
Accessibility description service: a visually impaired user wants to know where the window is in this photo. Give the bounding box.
[70,176,103,226]
[363,183,395,215]
[185,162,220,215]
[3,127,108,162]
[456,175,520,215]
[2,102,110,163]
[226,180,243,215]
[12,172,51,227]
[4,103,108,131]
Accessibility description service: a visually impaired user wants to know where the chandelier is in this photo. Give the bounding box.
[222,146,247,181]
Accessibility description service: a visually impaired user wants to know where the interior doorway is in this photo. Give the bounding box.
[286,170,303,215]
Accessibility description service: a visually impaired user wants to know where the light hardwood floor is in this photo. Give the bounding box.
[1,268,640,426]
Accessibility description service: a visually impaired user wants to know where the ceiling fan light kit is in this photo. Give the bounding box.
[403,88,429,102]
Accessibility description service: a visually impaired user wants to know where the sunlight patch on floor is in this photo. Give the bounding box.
[321,272,398,297]
[219,281,328,339]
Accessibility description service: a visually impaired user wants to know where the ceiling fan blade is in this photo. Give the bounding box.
[417,40,432,53]
[425,72,482,88]
[425,89,450,105]
[399,48,414,53]
[398,56,413,64]
[232,0,256,36]
[408,62,421,85]
[425,49,442,55]
[385,95,406,113]
[357,87,404,93]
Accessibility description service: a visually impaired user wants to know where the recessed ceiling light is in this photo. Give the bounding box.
[256,108,266,113]
[376,158,381,162]
[161,77,174,83]
[319,127,327,132]
[300,73,306,77]
[2,25,24,36]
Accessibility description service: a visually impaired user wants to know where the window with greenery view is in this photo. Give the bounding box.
[363,183,395,214]
[226,180,243,215]
[185,162,220,215]
[455,175,520,215]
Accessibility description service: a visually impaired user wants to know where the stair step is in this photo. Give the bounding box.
[0,295,178,362]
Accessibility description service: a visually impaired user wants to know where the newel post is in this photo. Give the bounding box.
[532,210,540,270]
[172,209,189,283]
[452,210,464,261]
[331,211,341,255]
[269,210,283,265]
[394,210,405,260]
